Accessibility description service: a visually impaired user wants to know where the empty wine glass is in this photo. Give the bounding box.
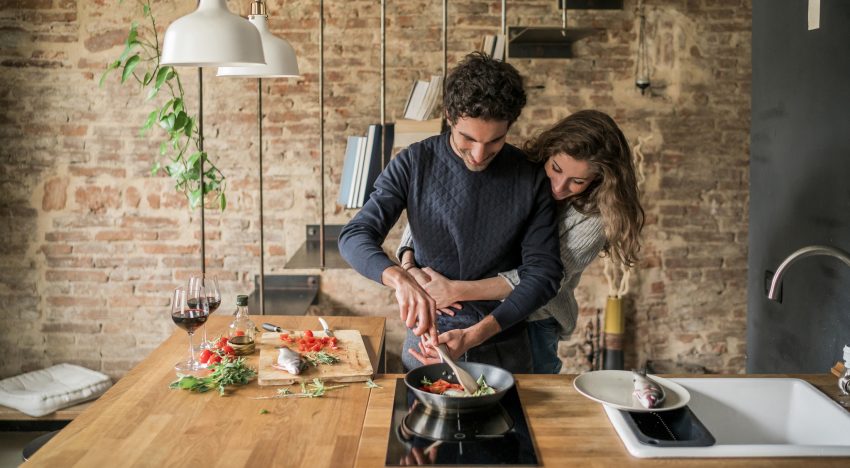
[171,286,210,373]
[189,275,221,349]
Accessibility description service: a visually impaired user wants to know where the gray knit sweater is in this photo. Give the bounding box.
[398,202,605,339]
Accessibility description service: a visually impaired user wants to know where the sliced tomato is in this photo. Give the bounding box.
[304,330,314,338]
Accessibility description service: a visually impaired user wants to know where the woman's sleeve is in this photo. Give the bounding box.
[395,223,414,262]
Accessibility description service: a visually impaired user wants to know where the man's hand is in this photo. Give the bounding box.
[382,265,437,342]
[408,315,503,366]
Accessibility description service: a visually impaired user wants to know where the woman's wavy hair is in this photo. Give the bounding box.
[443,52,526,125]
[523,110,645,267]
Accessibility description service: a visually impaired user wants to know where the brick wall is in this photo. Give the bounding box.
[0,0,751,379]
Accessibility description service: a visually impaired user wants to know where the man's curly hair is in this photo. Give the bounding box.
[443,52,526,125]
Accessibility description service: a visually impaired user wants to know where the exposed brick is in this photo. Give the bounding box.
[42,177,68,211]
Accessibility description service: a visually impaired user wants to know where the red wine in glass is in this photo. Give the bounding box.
[171,308,209,333]
[187,297,220,312]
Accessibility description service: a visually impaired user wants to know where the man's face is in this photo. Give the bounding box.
[448,116,510,172]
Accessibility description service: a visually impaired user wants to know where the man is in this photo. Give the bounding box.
[338,52,562,373]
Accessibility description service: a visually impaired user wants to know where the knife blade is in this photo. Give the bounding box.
[318,317,334,338]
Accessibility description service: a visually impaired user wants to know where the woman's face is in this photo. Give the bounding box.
[545,153,596,201]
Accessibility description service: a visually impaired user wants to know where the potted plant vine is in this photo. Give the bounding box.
[100,0,227,211]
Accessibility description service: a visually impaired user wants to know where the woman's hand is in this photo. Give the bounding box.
[421,267,463,315]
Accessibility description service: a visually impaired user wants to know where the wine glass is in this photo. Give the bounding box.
[171,286,210,373]
[189,275,221,350]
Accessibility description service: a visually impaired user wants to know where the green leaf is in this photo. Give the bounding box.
[172,111,188,133]
[187,151,202,168]
[159,141,169,156]
[183,117,194,137]
[166,161,183,178]
[151,161,161,176]
[155,66,174,90]
[142,70,153,86]
[172,98,183,113]
[140,110,158,136]
[189,188,203,208]
[121,54,140,83]
[219,192,227,211]
[259,409,269,414]
[142,3,150,16]
[98,60,121,87]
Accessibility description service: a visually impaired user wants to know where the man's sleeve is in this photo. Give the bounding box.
[338,150,412,284]
[489,168,564,330]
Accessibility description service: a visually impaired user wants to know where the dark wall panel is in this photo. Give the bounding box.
[748,0,850,373]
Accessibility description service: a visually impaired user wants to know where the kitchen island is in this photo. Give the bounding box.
[26,317,850,467]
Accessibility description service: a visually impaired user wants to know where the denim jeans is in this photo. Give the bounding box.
[527,317,562,374]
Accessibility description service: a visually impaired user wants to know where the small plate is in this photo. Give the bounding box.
[573,370,690,412]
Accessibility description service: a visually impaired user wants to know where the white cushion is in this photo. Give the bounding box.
[0,363,112,417]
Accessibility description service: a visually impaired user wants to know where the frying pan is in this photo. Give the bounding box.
[404,361,516,414]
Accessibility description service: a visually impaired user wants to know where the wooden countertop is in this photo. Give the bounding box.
[24,316,850,466]
[25,315,385,467]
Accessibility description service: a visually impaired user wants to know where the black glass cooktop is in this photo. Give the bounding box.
[385,378,539,466]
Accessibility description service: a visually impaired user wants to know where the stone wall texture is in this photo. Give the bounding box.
[0,0,751,379]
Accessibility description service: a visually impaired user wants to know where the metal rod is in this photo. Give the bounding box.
[198,67,206,276]
[258,77,265,315]
[501,0,506,36]
[442,0,447,81]
[319,0,325,269]
[562,1,567,29]
[380,0,386,168]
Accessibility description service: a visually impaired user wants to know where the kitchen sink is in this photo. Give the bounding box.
[605,378,850,457]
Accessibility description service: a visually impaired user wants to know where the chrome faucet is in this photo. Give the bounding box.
[767,245,850,394]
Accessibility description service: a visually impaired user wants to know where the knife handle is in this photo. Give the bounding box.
[262,323,282,333]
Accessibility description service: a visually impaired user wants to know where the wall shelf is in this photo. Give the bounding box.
[285,224,349,269]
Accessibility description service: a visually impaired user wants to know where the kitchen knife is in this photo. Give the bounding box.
[318,317,334,338]
[262,323,283,333]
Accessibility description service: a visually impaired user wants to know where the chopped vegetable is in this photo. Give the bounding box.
[259,409,269,414]
[418,375,496,397]
[304,351,341,367]
[251,378,347,399]
[169,357,256,396]
[365,379,382,389]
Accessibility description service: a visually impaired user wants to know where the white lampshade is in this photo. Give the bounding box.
[161,0,266,67]
[217,15,299,78]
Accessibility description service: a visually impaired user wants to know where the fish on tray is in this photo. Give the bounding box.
[632,369,666,409]
[273,347,303,375]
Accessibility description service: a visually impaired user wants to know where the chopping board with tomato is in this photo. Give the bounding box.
[257,330,374,386]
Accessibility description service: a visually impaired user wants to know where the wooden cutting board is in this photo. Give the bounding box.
[257,330,374,386]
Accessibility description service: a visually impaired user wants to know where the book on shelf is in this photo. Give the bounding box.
[338,124,396,209]
[338,135,361,208]
[402,76,443,121]
[403,80,429,120]
[361,123,394,204]
[393,118,443,149]
[480,34,506,61]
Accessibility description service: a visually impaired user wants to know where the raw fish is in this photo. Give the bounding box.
[274,347,303,375]
[632,370,665,408]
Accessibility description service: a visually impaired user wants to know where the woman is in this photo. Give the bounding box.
[399,109,644,373]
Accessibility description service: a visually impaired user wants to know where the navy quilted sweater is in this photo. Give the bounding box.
[339,132,563,334]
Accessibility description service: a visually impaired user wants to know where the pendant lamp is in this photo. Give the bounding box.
[161,0,266,67]
[217,2,300,77]
[217,0,300,314]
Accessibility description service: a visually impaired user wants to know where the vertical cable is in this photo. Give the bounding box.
[258,77,265,315]
[442,0,447,81]
[198,67,206,276]
[319,0,325,269]
[380,0,386,167]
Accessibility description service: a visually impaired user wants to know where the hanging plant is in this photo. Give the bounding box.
[99,0,227,211]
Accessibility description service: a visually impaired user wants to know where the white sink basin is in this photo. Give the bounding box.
[605,378,850,457]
